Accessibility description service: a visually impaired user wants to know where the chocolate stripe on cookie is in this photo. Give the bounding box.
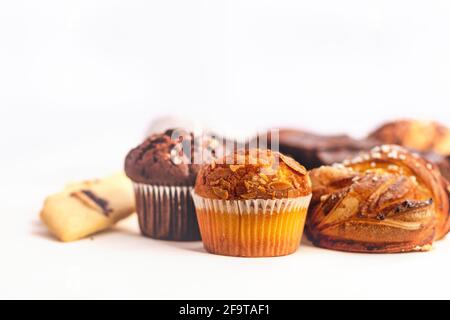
[71,190,113,216]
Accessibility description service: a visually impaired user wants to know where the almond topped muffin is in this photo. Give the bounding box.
[192,149,312,257]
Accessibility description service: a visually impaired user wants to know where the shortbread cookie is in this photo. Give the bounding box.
[40,173,135,242]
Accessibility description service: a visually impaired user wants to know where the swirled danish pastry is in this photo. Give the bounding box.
[307,145,450,253]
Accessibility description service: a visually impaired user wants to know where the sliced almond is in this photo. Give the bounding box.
[280,154,307,175]
[258,178,268,185]
[258,186,267,193]
[220,179,231,189]
[244,181,254,191]
[269,181,293,191]
[213,187,229,200]
[240,192,257,199]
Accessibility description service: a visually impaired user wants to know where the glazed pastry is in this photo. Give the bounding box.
[40,173,135,242]
[192,149,312,257]
[125,129,222,241]
[307,145,450,253]
[369,120,450,155]
[257,129,378,169]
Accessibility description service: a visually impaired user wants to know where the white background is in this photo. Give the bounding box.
[1,1,450,299]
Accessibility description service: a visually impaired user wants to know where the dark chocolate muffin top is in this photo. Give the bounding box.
[125,129,203,186]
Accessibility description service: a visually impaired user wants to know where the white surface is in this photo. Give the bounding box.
[1,1,450,299]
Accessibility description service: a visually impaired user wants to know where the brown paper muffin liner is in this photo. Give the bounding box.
[192,193,312,257]
[133,184,201,241]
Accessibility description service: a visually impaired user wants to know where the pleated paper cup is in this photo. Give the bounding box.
[192,192,312,257]
[133,184,201,241]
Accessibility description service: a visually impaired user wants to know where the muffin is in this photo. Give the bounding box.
[192,149,312,257]
[125,129,221,241]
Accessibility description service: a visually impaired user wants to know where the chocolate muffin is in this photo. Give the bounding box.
[125,129,221,241]
[125,129,200,186]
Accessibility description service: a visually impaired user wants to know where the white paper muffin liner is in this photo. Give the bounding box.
[191,192,312,257]
[133,184,200,241]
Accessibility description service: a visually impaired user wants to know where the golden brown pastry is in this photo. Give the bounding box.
[40,173,135,242]
[369,120,450,155]
[307,145,450,253]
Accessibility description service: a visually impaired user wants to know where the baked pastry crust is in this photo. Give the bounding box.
[40,173,135,242]
[369,120,450,156]
[307,145,450,253]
